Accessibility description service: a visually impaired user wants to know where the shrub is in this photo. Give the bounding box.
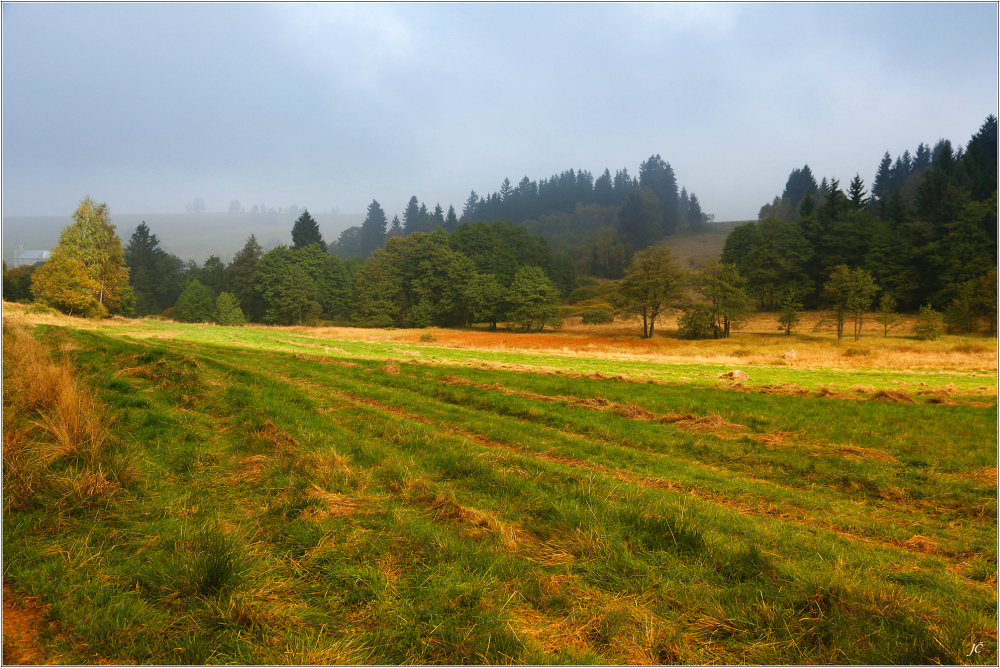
[943,280,980,334]
[676,303,714,339]
[214,292,246,326]
[913,304,944,341]
[174,280,215,323]
[567,286,599,305]
[581,309,614,325]
[777,293,802,335]
[419,332,436,343]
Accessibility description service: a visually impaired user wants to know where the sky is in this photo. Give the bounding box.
[2,2,997,223]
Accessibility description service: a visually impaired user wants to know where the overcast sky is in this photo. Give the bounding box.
[3,2,997,222]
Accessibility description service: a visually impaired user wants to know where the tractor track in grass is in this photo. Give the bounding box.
[286,376,971,564]
[212,354,991,574]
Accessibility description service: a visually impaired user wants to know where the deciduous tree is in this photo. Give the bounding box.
[701,262,752,339]
[55,197,131,316]
[507,266,562,332]
[30,253,98,316]
[614,247,686,338]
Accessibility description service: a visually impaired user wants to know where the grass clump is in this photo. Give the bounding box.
[2,321,139,512]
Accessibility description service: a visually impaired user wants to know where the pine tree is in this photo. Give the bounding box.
[594,169,615,206]
[639,154,679,235]
[445,205,459,232]
[291,209,326,252]
[687,193,706,233]
[403,196,422,234]
[359,200,388,257]
[462,191,480,220]
[870,151,894,214]
[848,174,868,210]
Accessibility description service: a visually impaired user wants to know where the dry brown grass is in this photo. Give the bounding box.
[2,320,136,511]
[292,308,999,374]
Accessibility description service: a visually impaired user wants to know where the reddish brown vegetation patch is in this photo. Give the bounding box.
[437,376,747,433]
[903,534,940,554]
[301,485,362,519]
[2,586,50,666]
[835,444,899,463]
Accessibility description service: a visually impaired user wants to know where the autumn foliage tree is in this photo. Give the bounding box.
[31,197,131,317]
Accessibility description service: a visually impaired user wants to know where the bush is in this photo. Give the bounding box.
[174,280,215,323]
[214,292,246,326]
[676,303,714,339]
[581,309,614,324]
[943,280,980,333]
[567,286,599,305]
[913,304,945,341]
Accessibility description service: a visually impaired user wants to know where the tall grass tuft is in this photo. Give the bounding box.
[195,525,247,596]
[2,321,139,511]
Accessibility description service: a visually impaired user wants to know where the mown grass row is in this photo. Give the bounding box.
[3,323,997,664]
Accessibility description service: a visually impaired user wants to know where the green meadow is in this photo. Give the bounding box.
[3,315,997,664]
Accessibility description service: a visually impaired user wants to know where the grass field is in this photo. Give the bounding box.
[3,302,997,664]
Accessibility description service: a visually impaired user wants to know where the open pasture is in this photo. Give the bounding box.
[3,305,997,664]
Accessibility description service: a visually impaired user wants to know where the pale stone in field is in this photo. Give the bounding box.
[781,349,797,360]
[718,369,749,381]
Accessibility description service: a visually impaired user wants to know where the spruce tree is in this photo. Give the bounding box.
[848,175,868,210]
[359,200,388,258]
[403,196,421,234]
[291,209,326,252]
[445,205,459,232]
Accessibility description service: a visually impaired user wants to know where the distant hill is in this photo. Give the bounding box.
[656,220,746,270]
[2,211,363,266]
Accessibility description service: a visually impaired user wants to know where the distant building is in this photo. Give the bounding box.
[10,235,51,267]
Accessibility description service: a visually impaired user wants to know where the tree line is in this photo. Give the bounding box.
[330,154,711,279]
[13,202,576,332]
[722,115,997,332]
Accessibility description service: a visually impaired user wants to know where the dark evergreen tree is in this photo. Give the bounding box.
[388,215,403,239]
[444,205,459,232]
[333,226,363,259]
[432,203,445,230]
[359,200,388,258]
[125,221,166,315]
[963,114,998,200]
[291,209,326,252]
[913,143,932,173]
[594,168,615,206]
[870,151,894,214]
[403,196,422,234]
[848,174,868,210]
[499,177,514,202]
[687,193,705,233]
[613,168,635,200]
[224,234,264,320]
[462,190,480,220]
[781,165,818,215]
[616,187,662,249]
[639,154,679,235]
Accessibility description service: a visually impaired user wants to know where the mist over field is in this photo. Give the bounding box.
[2,211,363,266]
